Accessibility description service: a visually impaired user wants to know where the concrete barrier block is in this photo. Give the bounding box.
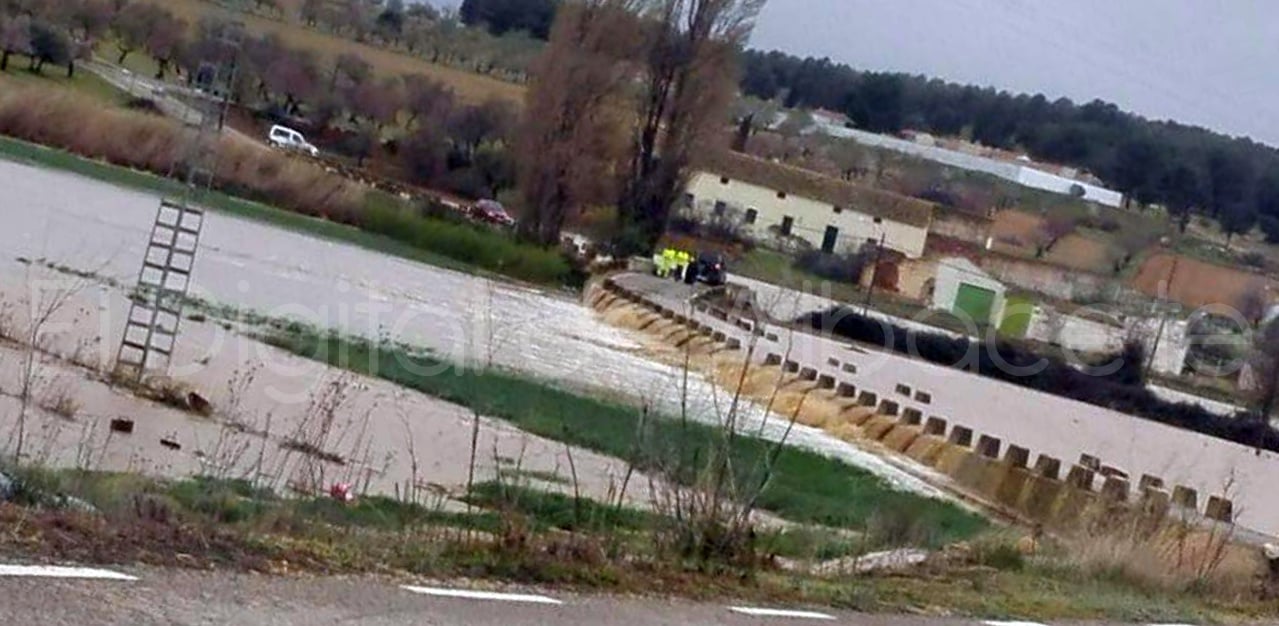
[836,382,857,398]
[1005,445,1030,468]
[817,374,836,390]
[1100,476,1131,502]
[661,308,675,319]
[1099,465,1129,480]
[843,406,879,426]
[1017,474,1065,523]
[900,408,923,425]
[877,399,900,415]
[1033,455,1062,480]
[923,417,947,435]
[1140,487,1171,520]
[976,435,1001,459]
[1050,484,1099,531]
[1138,474,1165,491]
[826,357,841,368]
[841,363,858,374]
[1172,485,1199,511]
[1206,496,1234,523]
[1065,465,1095,490]
[724,338,742,350]
[862,414,899,441]
[882,424,922,452]
[894,383,912,397]
[764,353,782,366]
[783,360,800,373]
[996,466,1033,509]
[935,442,974,476]
[1079,454,1101,471]
[712,331,727,342]
[914,390,932,404]
[948,425,973,447]
[857,391,878,407]
[798,367,818,381]
[904,435,946,466]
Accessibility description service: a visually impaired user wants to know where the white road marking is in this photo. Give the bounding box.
[0,565,137,581]
[729,606,836,620]
[400,585,562,605]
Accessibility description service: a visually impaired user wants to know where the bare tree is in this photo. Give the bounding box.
[515,0,639,245]
[403,73,455,128]
[1111,227,1160,274]
[1035,215,1077,257]
[0,14,32,72]
[615,0,766,255]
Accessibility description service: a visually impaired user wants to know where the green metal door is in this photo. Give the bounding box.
[954,283,996,325]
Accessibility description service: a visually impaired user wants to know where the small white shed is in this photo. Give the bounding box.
[932,257,1008,327]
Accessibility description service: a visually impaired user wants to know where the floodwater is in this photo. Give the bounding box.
[0,158,951,500]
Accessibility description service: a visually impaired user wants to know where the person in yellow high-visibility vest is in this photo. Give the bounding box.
[677,250,693,282]
[660,248,677,278]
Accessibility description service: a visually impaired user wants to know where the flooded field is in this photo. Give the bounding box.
[0,159,949,499]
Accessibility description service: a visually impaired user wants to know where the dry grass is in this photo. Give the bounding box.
[0,85,366,222]
[149,0,525,106]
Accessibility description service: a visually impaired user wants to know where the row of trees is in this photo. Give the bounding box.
[0,0,111,77]
[295,0,544,83]
[517,0,764,253]
[741,50,1279,245]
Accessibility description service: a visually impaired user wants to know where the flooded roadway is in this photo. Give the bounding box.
[0,158,950,499]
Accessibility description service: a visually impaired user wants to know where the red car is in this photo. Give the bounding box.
[470,199,515,227]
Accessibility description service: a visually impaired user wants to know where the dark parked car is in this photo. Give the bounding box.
[685,252,727,286]
[470,199,515,227]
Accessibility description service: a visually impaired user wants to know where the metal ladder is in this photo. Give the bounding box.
[114,201,205,378]
[113,20,242,382]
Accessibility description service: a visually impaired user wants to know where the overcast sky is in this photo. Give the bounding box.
[750,0,1279,146]
[427,0,1279,146]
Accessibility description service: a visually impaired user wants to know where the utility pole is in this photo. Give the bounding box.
[862,232,887,315]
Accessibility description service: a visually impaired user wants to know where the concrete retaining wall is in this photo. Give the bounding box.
[592,274,1255,536]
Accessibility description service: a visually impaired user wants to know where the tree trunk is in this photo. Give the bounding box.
[67,60,74,79]
[117,48,130,65]
[0,50,9,72]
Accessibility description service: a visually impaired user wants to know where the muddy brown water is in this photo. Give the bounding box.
[0,159,949,500]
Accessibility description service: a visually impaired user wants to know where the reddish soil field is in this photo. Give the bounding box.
[1130,252,1275,309]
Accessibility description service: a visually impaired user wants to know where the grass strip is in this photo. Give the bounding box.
[260,326,988,543]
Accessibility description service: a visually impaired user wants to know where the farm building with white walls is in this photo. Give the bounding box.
[685,151,935,258]
[931,257,1008,326]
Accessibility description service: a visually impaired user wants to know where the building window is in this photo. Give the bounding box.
[777,190,787,199]
[833,206,843,214]
[713,200,727,216]
[780,216,794,236]
[745,208,758,224]
[873,216,883,224]
[720,176,730,185]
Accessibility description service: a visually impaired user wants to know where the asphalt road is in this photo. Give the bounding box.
[0,563,1195,626]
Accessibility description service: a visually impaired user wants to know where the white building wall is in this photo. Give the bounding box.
[810,120,1125,208]
[1015,167,1125,208]
[685,172,930,258]
[1025,307,1189,376]
[931,257,1007,325]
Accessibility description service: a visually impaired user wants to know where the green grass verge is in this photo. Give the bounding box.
[259,326,988,543]
[0,135,570,285]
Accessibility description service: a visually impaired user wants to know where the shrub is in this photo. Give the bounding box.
[804,306,1279,452]
[794,245,874,284]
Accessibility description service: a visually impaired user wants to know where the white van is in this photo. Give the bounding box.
[267,124,319,156]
